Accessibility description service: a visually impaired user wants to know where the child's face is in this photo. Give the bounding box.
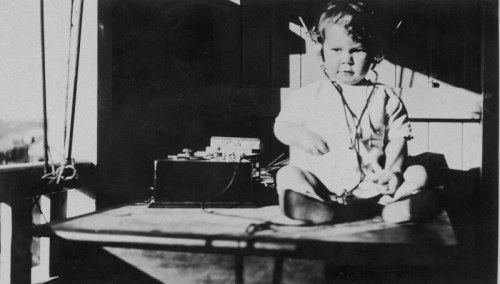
[322,24,371,85]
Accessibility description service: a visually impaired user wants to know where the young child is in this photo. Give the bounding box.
[274,0,441,224]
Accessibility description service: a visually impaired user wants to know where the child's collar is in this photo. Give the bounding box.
[334,79,372,89]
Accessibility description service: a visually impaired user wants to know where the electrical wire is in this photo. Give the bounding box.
[196,158,312,235]
[199,161,241,211]
[331,80,377,189]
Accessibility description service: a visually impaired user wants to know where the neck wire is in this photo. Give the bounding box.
[332,81,377,188]
[321,64,378,190]
[331,80,377,149]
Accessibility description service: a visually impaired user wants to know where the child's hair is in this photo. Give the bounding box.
[313,0,383,62]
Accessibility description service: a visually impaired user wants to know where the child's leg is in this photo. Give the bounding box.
[276,165,335,224]
[276,165,326,201]
[378,165,427,205]
[276,166,383,224]
[382,165,443,223]
[393,165,428,201]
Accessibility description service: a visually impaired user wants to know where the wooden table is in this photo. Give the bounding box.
[48,203,459,283]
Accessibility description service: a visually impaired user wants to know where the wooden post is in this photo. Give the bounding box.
[0,202,13,284]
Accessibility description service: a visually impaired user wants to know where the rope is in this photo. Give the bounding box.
[65,0,85,163]
[40,0,49,174]
[39,0,84,184]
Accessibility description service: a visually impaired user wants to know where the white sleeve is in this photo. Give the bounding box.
[275,88,310,126]
[385,89,413,141]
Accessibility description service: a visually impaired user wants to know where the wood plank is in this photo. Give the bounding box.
[395,65,430,88]
[300,26,324,87]
[399,87,482,120]
[408,122,429,156]
[104,248,241,284]
[271,14,303,88]
[428,123,462,170]
[0,162,95,203]
[288,23,301,89]
[0,203,13,283]
[37,195,52,281]
[462,122,482,170]
[279,88,294,109]
[289,53,301,88]
[374,60,397,87]
[241,0,272,87]
[280,87,481,121]
[101,248,325,284]
[210,1,242,87]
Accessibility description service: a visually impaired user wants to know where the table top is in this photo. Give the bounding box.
[49,203,458,265]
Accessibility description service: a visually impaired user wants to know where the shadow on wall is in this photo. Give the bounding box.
[375,0,482,92]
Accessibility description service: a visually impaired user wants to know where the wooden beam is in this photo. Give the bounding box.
[0,162,94,203]
[0,203,12,283]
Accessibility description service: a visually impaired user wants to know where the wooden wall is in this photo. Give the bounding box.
[98,0,484,208]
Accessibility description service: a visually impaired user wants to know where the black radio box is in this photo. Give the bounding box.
[151,159,253,207]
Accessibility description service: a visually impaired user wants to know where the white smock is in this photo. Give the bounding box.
[276,80,412,196]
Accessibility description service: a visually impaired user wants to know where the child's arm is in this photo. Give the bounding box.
[373,137,407,194]
[274,121,329,156]
[384,137,406,174]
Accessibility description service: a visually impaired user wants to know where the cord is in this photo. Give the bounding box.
[197,158,312,235]
[333,80,377,191]
[199,161,241,211]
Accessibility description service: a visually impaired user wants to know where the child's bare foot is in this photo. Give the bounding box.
[381,198,412,223]
[280,190,335,224]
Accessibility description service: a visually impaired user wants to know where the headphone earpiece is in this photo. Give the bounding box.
[370,52,384,69]
[374,53,384,64]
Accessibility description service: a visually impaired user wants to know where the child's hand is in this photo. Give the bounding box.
[371,170,401,195]
[297,131,329,156]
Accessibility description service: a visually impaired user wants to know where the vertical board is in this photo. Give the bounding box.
[241,1,272,87]
[462,122,482,170]
[462,1,482,92]
[271,13,305,88]
[428,1,465,88]
[428,122,463,170]
[211,1,243,87]
[400,87,482,120]
[288,23,302,88]
[408,122,429,156]
[280,88,294,109]
[0,203,12,283]
[373,60,397,87]
[391,0,432,89]
[300,26,324,87]
[289,54,301,88]
[396,66,431,89]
